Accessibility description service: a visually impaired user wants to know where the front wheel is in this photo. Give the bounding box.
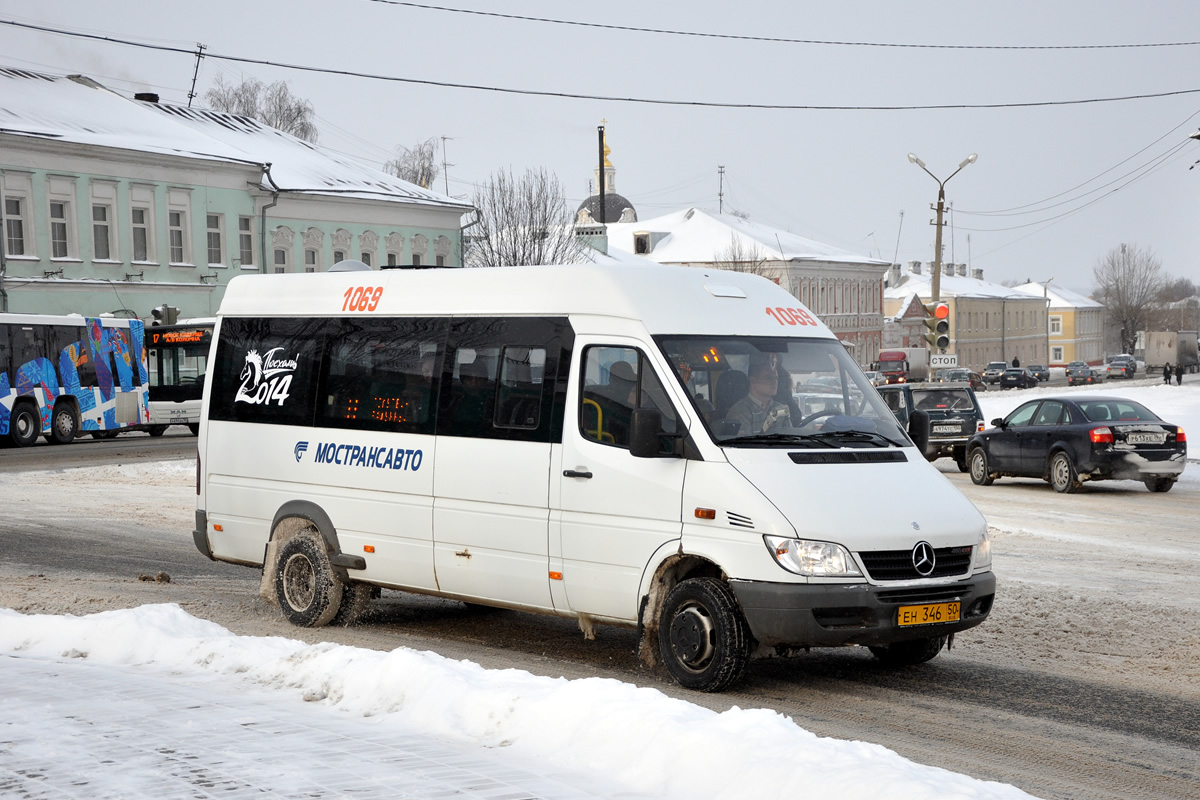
[9,404,41,447]
[274,531,344,627]
[658,578,750,692]
[49,404,78,445]
[869,635,946,667]
[1049,451,1081,493]
[1145,477,1175,493]
[969,447,994,486]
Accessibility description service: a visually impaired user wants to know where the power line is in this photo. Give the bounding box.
[6,18,1200,112]
[366,1,1200,51]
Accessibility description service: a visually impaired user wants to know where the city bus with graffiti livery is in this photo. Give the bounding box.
[0,312,149,446]
[145,319,213,436]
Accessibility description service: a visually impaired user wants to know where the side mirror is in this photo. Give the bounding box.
[908,409,930,454]
[630,408,668,458]
[991,417,1005,428]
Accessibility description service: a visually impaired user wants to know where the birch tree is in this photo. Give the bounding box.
[1093,243,1164,354]
[465,168,584,268]
[205,75,319,142]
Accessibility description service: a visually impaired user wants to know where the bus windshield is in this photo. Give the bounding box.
[146,323,213,403]
[656,335,908,447]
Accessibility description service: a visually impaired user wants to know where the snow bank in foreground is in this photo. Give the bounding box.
[0,604,1036,800]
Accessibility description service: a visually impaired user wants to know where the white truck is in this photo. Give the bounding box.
[1144,331,1199,374]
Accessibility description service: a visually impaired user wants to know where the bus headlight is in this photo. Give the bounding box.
[764,535,862,577]
[975,530,992,570]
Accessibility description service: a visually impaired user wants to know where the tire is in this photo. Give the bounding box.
[148,425,168,437]
[49,404,78,445]
[91,430,119,440]
[330,582,375,627]
[969,447,994,486]
[869,635,946,667]
[188,423,200,436]
[954,446,969,473]
[9,403,41,448]
[274,531,344,627]
[658,577,750,692]
[1144,477,1175,493]
[1049,451,1081,494]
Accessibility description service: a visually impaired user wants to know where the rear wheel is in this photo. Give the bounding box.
[1049,451,1081,493]
[274,531,344,627]
[91,430,119,440]
[1144,477,1175,493]
[954,446,969,473]
[188,423,200,436]
[969,447,994,486]
[658,578,750,692]
[9,404,40,447]
[869,635,946,667]
[49,404,78,445]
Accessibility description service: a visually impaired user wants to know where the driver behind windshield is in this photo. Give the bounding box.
[726,360,790,434]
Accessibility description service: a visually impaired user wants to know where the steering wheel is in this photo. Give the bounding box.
[793,409,840,429]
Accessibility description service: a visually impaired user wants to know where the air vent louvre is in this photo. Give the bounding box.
[727,512,754,529]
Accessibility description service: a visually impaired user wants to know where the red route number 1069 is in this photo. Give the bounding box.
[765,306,817,327]
[343,286,383,312]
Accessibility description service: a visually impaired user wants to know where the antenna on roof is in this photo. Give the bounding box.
[187,43,208,108]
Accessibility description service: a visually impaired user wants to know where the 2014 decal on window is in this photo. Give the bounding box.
[235,347,298,406]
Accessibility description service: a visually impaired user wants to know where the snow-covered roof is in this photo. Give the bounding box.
[0,67,469,210]
[1011,281,1104,309]
[884,265,1040,301]
[605,208,889,267]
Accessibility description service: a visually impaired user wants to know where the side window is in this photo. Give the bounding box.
[318,318,444,435]
[209,317,325,426]
[0,323,10,380]
[580,346,679,448]
[1033,400,1064,426]
[51,325,93,389]
[1006,402,1039,428]
[437,317,570,443]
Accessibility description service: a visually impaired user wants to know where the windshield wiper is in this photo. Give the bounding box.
[719,431,903,449]
[806,429,905,448]
[719,433,824,446]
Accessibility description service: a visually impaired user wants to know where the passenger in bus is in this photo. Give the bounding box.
[725,360,790,435]
[450,359,494,433]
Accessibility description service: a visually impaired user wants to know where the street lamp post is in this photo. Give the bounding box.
[1043,277,1054,366]
[908,153,977,304]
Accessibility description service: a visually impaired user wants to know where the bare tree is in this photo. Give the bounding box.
[713,232,772,276]
[205,75,319,142]
[384,138,440,189]
[1093,243,1164,354]
[465,168,585,268]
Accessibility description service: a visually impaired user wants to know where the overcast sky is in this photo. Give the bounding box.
[3,0,1199,292]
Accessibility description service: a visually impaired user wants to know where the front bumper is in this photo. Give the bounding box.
[729,572,995,650]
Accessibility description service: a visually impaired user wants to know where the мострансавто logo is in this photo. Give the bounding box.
[294,440,423,471]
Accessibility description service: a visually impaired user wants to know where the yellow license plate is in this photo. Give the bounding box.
[898,601,961,626]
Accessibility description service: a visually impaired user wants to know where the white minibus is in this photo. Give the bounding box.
[194,263,994,692]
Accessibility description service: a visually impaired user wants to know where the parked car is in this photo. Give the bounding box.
[1068,368,1105,386]
[877,382,985,471]
[983,362,1008,384]
[967,395,1186,493]
[941,368,986,391]
[1106,354,1137,379]
[1027,364,1050,382]
[999,367,1037,390]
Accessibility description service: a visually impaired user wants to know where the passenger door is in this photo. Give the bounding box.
[553,341,689,622]
[1022,400,1065,473]
[988,401,1038,473]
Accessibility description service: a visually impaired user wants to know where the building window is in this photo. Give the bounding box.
[360,251,372,267]
[207,214,224,265]
[1051,346,1064,362]
[304,248,318,273]
[4,196,27,256]
[50,201,70,259]
[92,204,114,261]
[334,250,346,263]
[238,217,254,267]
[1050,316,1062,335]
[412,253,422,267]
[436,255,445,266]
[132,208,151,262]
[169,211,187,264]
[274,248,289,274]
[387,252,398,268]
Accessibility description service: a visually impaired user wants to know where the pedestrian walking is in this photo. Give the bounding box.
[1176,362,1184,385]
[1011,356,1020,368]
[1164,363,1172,384]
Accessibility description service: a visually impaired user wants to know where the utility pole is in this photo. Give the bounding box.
[718,165,725,214]
[907,152,977,303]
[440,136,454,196]
[597,124,607,224]
[186,43,208,108]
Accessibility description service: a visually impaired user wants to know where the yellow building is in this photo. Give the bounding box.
[1013,282,1106,367]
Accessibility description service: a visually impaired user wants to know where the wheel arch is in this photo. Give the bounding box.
[265,501,363,584]
[636,551,729,667]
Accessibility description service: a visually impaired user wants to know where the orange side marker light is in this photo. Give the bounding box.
[695,508,716,520]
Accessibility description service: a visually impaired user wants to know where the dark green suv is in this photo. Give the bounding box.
[877,382,986,471]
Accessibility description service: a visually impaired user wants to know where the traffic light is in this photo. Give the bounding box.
[922,301,950,350]
[151,305,179,325]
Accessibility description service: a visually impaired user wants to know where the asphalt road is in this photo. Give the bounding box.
[1,434,1197,800]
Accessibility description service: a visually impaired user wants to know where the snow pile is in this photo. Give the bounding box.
[0,604,1036,799]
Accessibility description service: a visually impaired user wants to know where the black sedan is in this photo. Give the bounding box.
[967,396,1186,493]
[1067,368,1104,386]
[1027,364,1050,382]
[999,367,1037,389]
